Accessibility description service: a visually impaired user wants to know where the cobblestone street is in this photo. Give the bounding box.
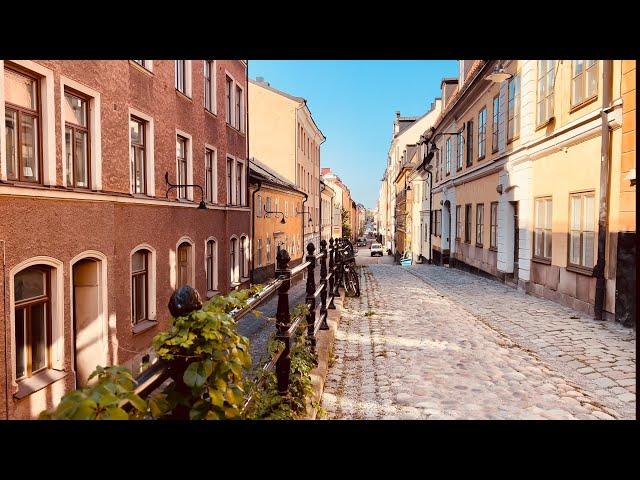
[322,261,636,420]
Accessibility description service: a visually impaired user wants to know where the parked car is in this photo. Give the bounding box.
[370,243,383,257]
[357,237,367,247]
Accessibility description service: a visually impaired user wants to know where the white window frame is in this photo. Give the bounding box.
[230,235,240,285]
[204,144,217,204]
[235,158,245,206]
[9,257,65,385]
[60,76,102,190]
[175,60,193,98]
[130,244,158,327]
[1,60,56,185]
[132,60,154,72]
[224,70,245,133]
[240,234,250,280]
[204,236,219,295]
[128,107,155,196]
[175,129,194,201]
[226,155,235,205]
[204,60,216,114]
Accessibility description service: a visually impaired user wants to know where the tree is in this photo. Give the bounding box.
[341,207,351,239]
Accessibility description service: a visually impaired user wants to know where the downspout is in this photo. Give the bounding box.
[245,61,250,285]
[301,192,309,249]
[2,239,8,418]
[250,178,262,284]
[318,136,327,246]
[594,59,614,320]
[427,168,433,264]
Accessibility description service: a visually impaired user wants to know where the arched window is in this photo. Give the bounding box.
[206,239,217,292]
[230,237,239,284]
[14,266,51,380]
[131,250,149,324]
[240,235,249,279]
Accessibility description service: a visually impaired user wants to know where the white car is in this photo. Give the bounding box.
[370,243,383,257]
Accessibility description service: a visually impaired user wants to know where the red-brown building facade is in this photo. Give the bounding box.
[0,60,250,418]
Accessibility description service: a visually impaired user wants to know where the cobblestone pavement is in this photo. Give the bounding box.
[322,264,635,420]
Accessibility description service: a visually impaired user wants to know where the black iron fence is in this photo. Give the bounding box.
[124,237,356,415]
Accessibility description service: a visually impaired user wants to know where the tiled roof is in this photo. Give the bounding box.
[249,158,304,195]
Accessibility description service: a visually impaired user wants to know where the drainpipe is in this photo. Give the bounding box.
[2,240,8,419]
[301,191,309,248]
[594,60,614,320]
[250,178,262,284]
[427,169,433,264]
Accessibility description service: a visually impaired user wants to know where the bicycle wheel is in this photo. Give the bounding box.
[345,268,359,297]
[349,267,360,297]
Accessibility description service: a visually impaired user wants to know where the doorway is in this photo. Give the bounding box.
[73,258,105,387]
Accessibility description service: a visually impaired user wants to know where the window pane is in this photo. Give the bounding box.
[583,231,595,268]
[15,268,46,301]
[569,231,581,265]
[570,196,581,229]
[74,130,88,187]
[130,118,143,145]
[544,230,552,258]
[5,109,18,178]
[135,147,145,193]
[583,194,595,231]
[132,251,146,272]
[20,114,39,181]
[535,199,544,228]
[4,69,37,110]
[586,61,597,97]
[15,309,26,378]
[545,199,553,229]
[535,229,543,256]
[65,127,73,186]
[134,274,146,321]
[63,92,87,127]
[31,303,47,372]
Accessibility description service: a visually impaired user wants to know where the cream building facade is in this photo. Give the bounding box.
[248,78,325,249]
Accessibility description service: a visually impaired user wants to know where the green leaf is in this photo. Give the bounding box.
[97,390,120,408]
[103,407,129,420]
[70,400,98,420]
[125,392,147,412]
[149,395,171,418]
[208,388,225,408]
[183,361,210,388]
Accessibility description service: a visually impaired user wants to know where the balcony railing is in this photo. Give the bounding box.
[123,237,354,416]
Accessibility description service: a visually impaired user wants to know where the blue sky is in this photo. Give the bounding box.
[248,60,459,209]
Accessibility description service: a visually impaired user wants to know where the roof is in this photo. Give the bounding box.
[249,157,305,196]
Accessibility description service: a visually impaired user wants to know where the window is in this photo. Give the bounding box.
[492,95,499,153]
[14,266,51,380]
[63,90,90,188]
[478,107,487,159]
[236,160,243,205]
[256,194,262,217]
[133,60,149,69]
[225,76,233,124]
[456,130,464,170]
[235,85,242,130]
[569,192,595,269]
[176,135,188,199]
[130,116,146,194]
[266,237,271,263]
[534,197,552,260]
[455,205,462,240]
[476,204,484,246]
[433,210,441,237]
[466,121,473,167]
[537,60,555,125]
[464,204,472,243]
[230,238,239,284]
[175,60,186,94]
[204,60,215,113]
[226,157,233,204]
[265,196,271,217]
[206,239,217,292]
[490,202,498,250]
[572,60,598,107]
[257,239,263,267]
[4,67,41,183]
[507,74,521,142]
[445,138,451,175]
[177,242,192,287]
[205,148,216,203]
[131,251,148,325]
[240,235,249,278]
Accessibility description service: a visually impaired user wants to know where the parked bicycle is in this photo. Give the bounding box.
[335,238,360,297]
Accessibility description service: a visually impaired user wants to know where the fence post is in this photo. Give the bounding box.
[328,237,336,309]
[333,239,342,298]
[275,248,292,396]
[305,243,317,350]
[319,239,329,330]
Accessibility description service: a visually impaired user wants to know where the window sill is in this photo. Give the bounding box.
[226,123,246,136]
[489,246,498,252]
[532,256,552,265]
[566,264,594,277]
[569,95,598,114]
[535,117,555,131]
[129,61,154,76]
[477,155,486,162]
[206,290,220,299]
[14,369,67,400]
[176,90,193,102]
[475,243,484,249]
[132,319,158,335]
[205,108,218,118]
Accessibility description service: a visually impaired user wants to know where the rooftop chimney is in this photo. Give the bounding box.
[395,110,401,118]
[256,76,264,83]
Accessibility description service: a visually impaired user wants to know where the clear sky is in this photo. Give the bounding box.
[248,60,459,209]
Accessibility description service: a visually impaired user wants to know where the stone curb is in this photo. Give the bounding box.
[303,290,346,420]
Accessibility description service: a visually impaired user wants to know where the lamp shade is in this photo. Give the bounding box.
[485,64,512,83]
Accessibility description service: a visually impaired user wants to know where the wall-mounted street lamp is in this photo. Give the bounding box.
[164,172,207,209]
[485,62,513,83]
[264,205,286,224]
[295,207,314,226]
[424,124,466,154]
